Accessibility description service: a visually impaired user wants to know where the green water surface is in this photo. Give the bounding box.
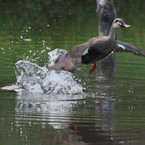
[1,1,145,145]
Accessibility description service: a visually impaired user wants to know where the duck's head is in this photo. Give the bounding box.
[97,0,114,6]
[112,18,131,29]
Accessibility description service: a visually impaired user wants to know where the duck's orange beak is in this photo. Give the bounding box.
[125,25,131,28]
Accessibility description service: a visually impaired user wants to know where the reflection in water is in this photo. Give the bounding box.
[96,54,115,82]
[15,91,83,129]
[14,89,117,144]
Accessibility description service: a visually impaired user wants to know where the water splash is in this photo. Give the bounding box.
[48,48,67,66]
[14,49,83,95]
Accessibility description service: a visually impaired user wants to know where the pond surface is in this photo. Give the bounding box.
[1,1,145,145]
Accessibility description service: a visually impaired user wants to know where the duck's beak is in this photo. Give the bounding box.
[124,24,131,28]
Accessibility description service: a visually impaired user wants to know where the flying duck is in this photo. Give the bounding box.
[48,18,131,73]
[49,0,145,74]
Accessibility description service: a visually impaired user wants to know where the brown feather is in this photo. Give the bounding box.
[115,40,145,57]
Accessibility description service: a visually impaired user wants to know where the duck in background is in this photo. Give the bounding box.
[96,0,116,81]
[97,0,116,36]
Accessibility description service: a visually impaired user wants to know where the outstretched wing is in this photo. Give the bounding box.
[115,40,145,57]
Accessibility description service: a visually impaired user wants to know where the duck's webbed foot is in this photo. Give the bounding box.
[89,62,98,73]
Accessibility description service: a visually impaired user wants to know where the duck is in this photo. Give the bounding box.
[49,0,145,74]
[96,0,116,36]
[48,18,131,73]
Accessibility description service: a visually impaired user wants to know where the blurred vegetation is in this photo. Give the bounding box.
[0,0,145,82]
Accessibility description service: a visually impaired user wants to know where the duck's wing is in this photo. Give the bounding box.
[82,36,106,56]
[115,40,145,57]
[68,36,104,58]
[55,53,68,63]
[68,42,90,58]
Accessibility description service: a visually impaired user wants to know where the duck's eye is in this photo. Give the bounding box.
[115,19,120,23]
[117,22,122,26]
[115,20,122,26]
